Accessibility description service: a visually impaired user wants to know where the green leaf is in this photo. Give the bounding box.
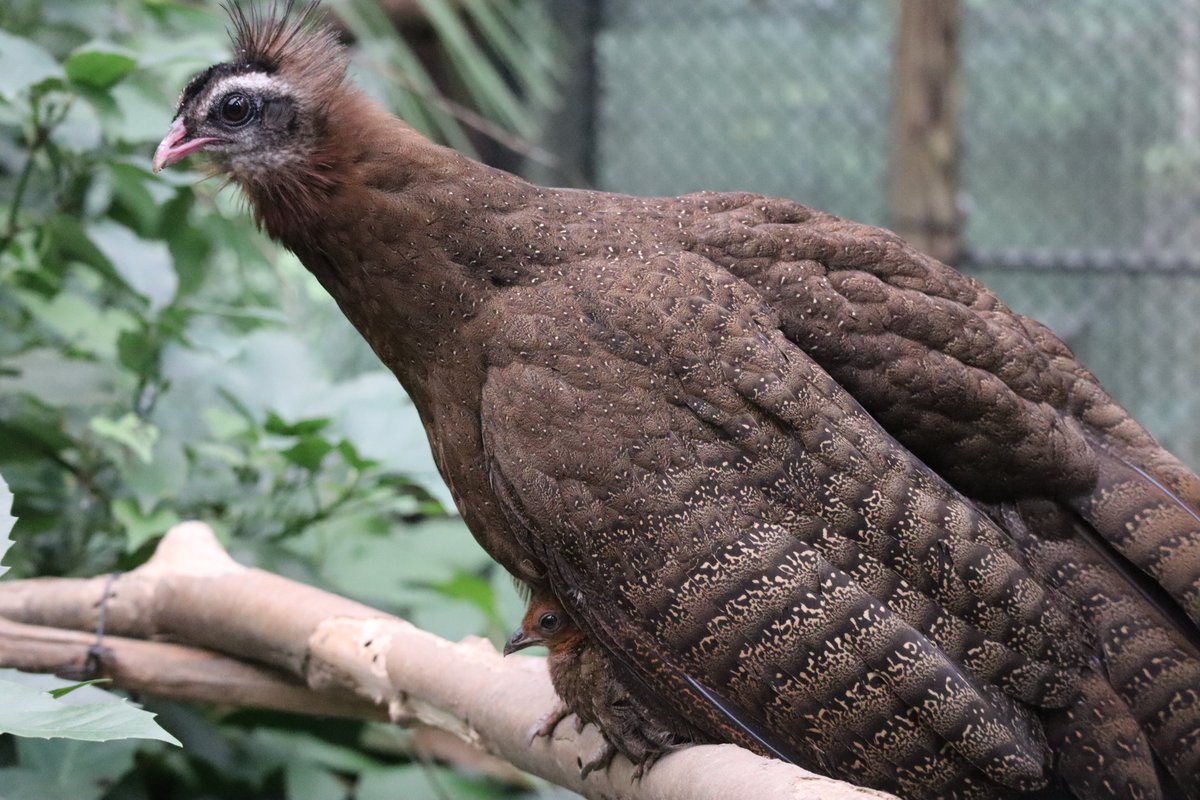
[0,474,14,578]
[64,44,137,91]
[285,763,348,800]
[0,30,63,101]
[112,499,179,553]
[22,291,138,360]
[116,328,157,375]
[250,727,381,774]
[48,679,112,699]
[264,412,332,437]
[203,405,252,440]
[0,677,180,744]
[1,738,140,800]
[89,413,159,464]
[0,349,116,408]
[49,97,103,153]
[281,436,335,471]
[336,439,379,471]
[86,220,178,314]
[109,161,170,234]
[427,569,502,629]
[357,765,500,800]
[355,766,435,800]
[45,213,113,277]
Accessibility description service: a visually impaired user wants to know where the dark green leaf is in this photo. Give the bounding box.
[64,45,137,91]
[112,498,179,553]
[48,679,112,699]
[281,435,334,471]
[116,328,157,375]
[336,439,379,470]
[264,412,333,437]
[427,569,500,626]
[44,214,114,278]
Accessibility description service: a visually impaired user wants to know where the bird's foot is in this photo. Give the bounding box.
[578,741,617,779]
[630,752,662,781]
[528,702,573,744]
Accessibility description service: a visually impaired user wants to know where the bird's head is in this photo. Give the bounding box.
[153,1,348,193]
[503,597,574,656]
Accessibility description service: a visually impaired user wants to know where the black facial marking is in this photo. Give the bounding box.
[260,96,298,132]
[176,64,222,116]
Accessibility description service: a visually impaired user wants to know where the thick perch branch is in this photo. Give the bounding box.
[0,522,896,800]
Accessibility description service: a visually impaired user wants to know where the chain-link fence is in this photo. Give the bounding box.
[536,0,1200,469]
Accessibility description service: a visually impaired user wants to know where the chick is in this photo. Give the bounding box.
[504,590,698,777]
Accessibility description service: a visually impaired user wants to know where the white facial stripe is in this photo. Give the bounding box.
[204,72,291,110]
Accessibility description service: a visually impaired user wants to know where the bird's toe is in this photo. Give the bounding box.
[578,742,617,779]
[529,702,573,744]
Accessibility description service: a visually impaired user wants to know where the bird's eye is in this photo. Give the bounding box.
[538,612,561,634]
[220,93,252,126]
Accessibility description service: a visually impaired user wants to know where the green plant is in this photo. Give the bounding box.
[0,1,560,797]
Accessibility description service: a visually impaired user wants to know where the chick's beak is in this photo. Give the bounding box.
[503,628,539,657]
[152,118,217,173]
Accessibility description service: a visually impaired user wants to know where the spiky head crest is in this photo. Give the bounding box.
[224,0,347,104]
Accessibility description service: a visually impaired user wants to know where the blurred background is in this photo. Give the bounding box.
[0,0,1197,798]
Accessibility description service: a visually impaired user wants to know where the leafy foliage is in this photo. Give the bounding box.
[0,0,559,797]
[0,671,179,745]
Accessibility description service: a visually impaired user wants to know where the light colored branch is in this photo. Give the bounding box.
[0,616,385,719]
[0,522,896,800]
[0,615,529,783]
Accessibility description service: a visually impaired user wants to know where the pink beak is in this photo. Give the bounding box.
[152,118,218,172]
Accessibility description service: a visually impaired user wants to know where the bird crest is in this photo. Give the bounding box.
[223,0,346,105]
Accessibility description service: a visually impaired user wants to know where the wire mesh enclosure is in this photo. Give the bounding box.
[542,0,1200,468]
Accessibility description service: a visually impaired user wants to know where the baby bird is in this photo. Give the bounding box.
[504,590,700,777]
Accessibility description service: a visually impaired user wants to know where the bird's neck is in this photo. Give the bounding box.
[255,92,536,399]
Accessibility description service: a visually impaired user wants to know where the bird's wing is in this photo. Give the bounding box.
[480,252,1087,795]
[692,195,1200,628]
[994,500,1200,798]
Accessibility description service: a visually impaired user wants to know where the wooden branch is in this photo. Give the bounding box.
[0,522,896,800]
[0,616,385,719]
[0,616,528,783]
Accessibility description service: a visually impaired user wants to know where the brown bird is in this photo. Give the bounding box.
[154,4,1200,799]
[504,590,701,777]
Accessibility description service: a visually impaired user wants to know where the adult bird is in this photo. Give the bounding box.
[154,3,1200,798]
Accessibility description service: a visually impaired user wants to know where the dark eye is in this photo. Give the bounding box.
[220,93,252,126]
[538,612,561,634]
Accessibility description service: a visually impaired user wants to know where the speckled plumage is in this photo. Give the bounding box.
[158,6,1200,799]
[505,590,699,775]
